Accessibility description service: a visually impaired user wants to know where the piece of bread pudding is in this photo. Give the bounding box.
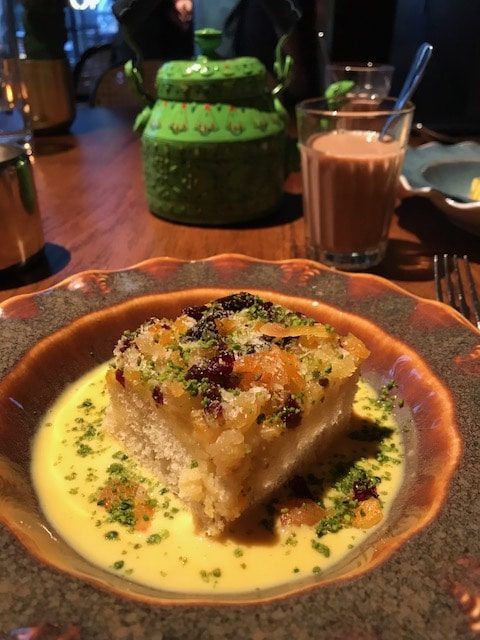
[105,293,369,535]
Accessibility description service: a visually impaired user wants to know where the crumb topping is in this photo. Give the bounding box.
[112,292,368,439]
[109,293,369,448]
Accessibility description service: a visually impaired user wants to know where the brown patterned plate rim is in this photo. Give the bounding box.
[0,254,478,335]
[0,254,478,639]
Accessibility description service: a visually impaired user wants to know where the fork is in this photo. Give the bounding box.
[433,254,480,330]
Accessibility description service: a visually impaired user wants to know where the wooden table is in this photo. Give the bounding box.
[1,106,479,310]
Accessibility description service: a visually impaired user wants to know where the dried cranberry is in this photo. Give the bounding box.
[203,384,221,402]
[185,351,234,387]
[353,481,379,502]
[183,323,208,342]
[182,309,223,342]
[118,337,132,353]
[185,364,203,381]
[210,351,234,380]
[216,292,257,313]
[206,402,222,419]
[280,395,302,429]
[152,386,164,405]
[261,301,277,321]
[202,384,223,418]
[115,368,125,387]
[183,304,208,321]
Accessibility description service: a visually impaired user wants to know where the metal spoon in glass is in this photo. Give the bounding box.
[380,42,433,139]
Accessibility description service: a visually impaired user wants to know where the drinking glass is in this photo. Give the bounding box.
[325,63,394,101]
[0,144,44,270]
[0,0,32,147]
[296,97,414,270]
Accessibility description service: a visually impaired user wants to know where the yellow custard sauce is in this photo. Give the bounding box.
[32,364,405,594]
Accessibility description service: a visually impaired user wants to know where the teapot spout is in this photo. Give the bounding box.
[134,105,151,134]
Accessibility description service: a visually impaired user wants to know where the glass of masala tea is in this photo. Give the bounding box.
[296,96,414,270]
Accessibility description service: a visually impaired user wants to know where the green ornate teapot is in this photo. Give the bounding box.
[119,20,296,225]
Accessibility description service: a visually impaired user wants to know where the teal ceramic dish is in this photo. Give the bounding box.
[400,141,480,236]
[422,160,480,203]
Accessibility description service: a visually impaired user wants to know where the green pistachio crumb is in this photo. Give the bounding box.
[112,451,129,460]
[285,533,298,547]
[146,530,170,544]
[311,540,331,557]
[76,443,93,457]
[105,530,119,540]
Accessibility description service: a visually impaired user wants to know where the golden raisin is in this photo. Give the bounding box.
[351,497,383,529]
[279,498,326,527]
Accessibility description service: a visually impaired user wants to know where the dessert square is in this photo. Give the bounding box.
[105,293,369,535]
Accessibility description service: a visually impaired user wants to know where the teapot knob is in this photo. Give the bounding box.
[194,28,222,58]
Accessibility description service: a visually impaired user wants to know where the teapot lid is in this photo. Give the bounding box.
[155,29,268,103]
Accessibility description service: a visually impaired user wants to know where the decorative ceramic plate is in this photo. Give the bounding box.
[400,141,480,236]
[0,255,479,640]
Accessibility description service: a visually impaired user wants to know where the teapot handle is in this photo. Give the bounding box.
[272,34,294,98]
[272,34,294,122]
[260,0,300,118]
[260,0,299,92]
[124,59,154,106]
[112,0,160,105]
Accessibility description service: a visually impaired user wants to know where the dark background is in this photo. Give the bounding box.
[331,0,480,133]
[230,0,479,133]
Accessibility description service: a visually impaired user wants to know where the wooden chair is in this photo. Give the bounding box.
[73,44,114,102]
[90,59,163,108]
